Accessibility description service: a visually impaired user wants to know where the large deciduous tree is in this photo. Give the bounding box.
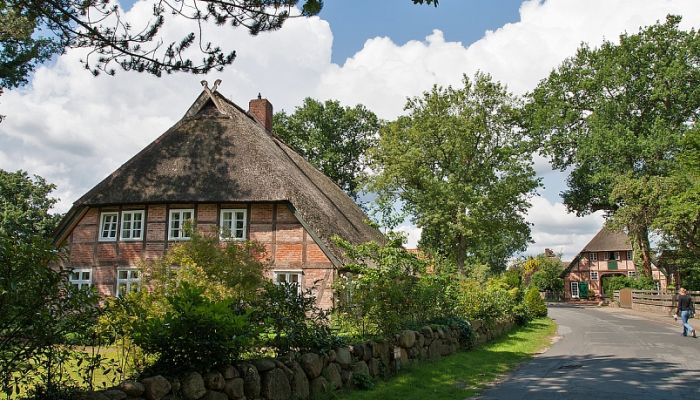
[273,98,380,201]
[371,73,540,273]
[525,15,700,276]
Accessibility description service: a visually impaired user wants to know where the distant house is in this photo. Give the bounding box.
[53,83,383,309]
[562,227,667,300]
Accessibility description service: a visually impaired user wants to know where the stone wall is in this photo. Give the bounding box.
[75,319,515,400]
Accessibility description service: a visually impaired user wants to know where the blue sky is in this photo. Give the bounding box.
[2,0,700,260]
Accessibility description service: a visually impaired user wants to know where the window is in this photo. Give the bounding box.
[570,281,579,298]
[220,209,247,240]
[69,268,92,289]
[116,269,140,297]
[626,250,633,260]
[590,252,598,262]
[121,210,144,240]
[274,271,302,292]
[99,212,119,241]
[591,271,598,281]
[628,271,637,278]
[654,281,661,291]
[613,251,621,260]
[169,209,194,240]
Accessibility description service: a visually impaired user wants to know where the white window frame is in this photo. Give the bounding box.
[99,212,119,242]
[654,281,661,291]
[591,271,599,281]
[220,208,247,240]
[168,209,194,240]
[626,250,633,260]
[69,268,92,290]
[121,210,145,241]
[614,251,621,260]
[116,268,141,297]
[274,270,303,293]
[628,270,637,278]
[590,252,598,261]
[570,281,579,298]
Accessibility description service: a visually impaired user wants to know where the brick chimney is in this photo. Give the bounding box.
[248,93,273,131]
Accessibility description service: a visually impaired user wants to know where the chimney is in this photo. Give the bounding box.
[248,93,273,131]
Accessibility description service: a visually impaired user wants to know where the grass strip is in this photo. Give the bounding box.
[338,318,557,400]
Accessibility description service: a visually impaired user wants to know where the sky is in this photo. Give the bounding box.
[2,0,700,260]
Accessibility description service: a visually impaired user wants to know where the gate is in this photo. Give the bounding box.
[619,288,633,308]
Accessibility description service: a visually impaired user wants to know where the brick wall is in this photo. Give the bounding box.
[61,202,337,308]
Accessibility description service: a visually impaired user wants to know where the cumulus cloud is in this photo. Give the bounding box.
[1,0,698,255]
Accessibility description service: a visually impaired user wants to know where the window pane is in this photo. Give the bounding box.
[130,270,139,279]
[277,274,286,283]
[118,270,128,279]
[71,271,79,280]
[290,274,299,283]
[81,271,90,280]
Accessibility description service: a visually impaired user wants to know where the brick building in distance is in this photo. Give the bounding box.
[53,83,383,309]
[561,227,667,300]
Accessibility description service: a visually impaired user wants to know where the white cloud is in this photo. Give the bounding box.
[1,0,699,257]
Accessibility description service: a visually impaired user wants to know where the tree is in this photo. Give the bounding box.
[525,15,700,276]
[371,73,540,273]
[273,98,380,200]
[1,0,437,93]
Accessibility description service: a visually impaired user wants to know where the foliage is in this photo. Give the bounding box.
[523,287,547,318]
[453,279,516,322]
[525,15,700,275]
[333,235,456,337]
[351,373,375,390]
[337,318,556,400]
[132,282,253,373]
[273,98,380,200]
[371,72,540,273]
[254,282,342,356]
[603,275,657,297]
[529,258,565,293]
[0,169,60,240]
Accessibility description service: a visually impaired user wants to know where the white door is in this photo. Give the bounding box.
[570,281,579,298]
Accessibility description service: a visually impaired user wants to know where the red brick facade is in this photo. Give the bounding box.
[62,202,335,309]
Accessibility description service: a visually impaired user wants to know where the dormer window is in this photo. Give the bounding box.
[99,212,119,241]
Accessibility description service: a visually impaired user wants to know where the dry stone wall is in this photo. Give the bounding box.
[74,319,514,400]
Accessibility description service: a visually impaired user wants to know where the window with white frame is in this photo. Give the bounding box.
[655,281,661,291]
[626,250,633,260]
[69,268,92,289]
[169,209,194,240]
[121,210,144,240]
[220,209,247,240]
[628,270,637,278]
[99,212,119,241]
[571,281,579,298]
[116,269,140,297]
[613,251,621,260]
[274,271,302,292]
[590,252,598,261]
[591,271,599,281]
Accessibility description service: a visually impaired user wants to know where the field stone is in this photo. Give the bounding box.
[300,353,323,379]
[335,347,352,367]
[75,392,110,400]
[341,370,353,388]
[290,362,310,400]
[201,390,227,400]
[322,363,342,390]
[398,330,416,348]
[309,377,329,400]
[252,358,277,372]
[142,375,171,400]
[240,364,261,399]
[180,372,206,400]
[368,358,381,377]
[101,389,127,400]
[203,371,224,391]
[362,342,373,361]
[350,344,364,360]
[420,326,433,339]
[261,368,291,400]
[166,377,180,393]
[223,378,244,399]
[351,361,369,377]
[220,365,239,379]
[119,381,145,397]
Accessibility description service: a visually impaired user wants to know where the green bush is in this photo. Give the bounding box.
[603,275,657,297]
[133,282,253,373]
[454,279,516,321]
[254,283,343,356]
[524,287,547,318]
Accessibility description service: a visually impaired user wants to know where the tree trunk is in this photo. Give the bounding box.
[631,226,653,277]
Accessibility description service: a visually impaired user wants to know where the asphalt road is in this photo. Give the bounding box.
[476,305,700,400]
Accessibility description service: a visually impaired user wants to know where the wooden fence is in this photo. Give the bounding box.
[614,289,700,315]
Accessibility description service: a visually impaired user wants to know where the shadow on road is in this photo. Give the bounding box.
[478,353,700,399]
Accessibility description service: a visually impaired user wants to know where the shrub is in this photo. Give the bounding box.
[254,283,343,356]
[454,279,516,321]
[132,282,253,373]
[524,287,547,318]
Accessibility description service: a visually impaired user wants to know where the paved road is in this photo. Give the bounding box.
[476,305,700,400]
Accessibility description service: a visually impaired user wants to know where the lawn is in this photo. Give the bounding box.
[338,318,557,400]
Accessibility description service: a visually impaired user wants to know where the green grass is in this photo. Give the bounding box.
[338,318,557,400]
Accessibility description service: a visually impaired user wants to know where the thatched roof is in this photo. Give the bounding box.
[55,89,383,264]
[580,227,632,252]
